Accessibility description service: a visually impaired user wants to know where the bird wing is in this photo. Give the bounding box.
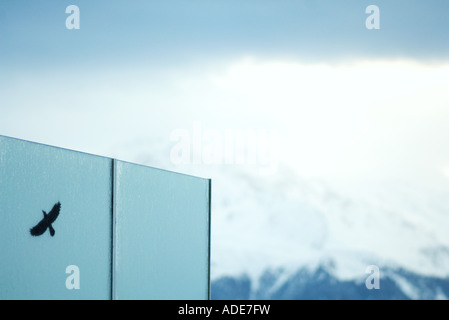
[30,219,48,236]
[47,202,61,224]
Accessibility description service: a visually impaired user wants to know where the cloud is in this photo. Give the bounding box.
[2,56,448,192]
[442,167,449,180]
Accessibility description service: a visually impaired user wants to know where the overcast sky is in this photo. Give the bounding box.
[2,1,449,66]
[1,1,449,192]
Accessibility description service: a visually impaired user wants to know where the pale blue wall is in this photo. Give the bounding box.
[0,136,210,299]
[0,136,112,299]
[113,161,211,300]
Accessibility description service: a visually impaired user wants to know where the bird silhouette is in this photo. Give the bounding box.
[30,202,61,237]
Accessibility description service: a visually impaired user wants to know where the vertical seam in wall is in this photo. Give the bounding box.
[207,178,212,300]
[111,159,117,300]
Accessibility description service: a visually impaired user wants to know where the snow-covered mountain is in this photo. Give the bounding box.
[208,165,449,299]
[108,139,449,300]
